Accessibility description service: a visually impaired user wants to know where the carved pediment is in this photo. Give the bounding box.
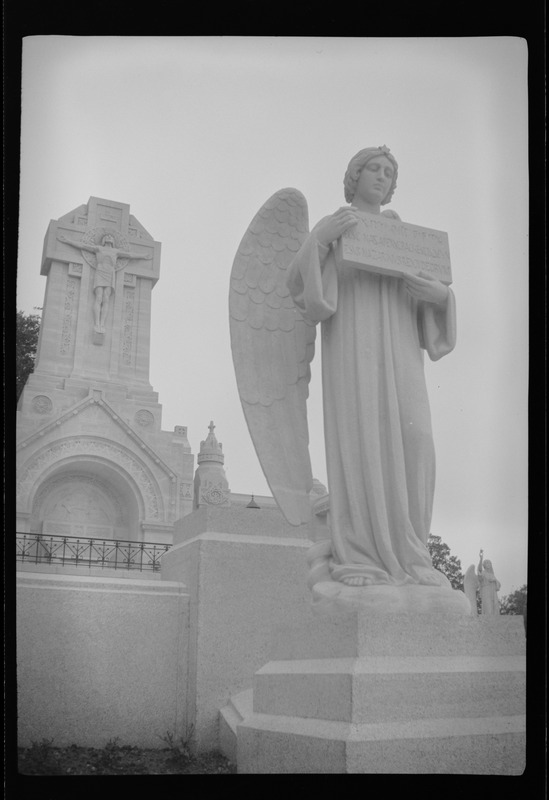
[17,394,178,484]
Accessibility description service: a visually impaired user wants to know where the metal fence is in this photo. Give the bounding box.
[16,532,171,572]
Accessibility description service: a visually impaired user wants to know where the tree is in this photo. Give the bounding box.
[16,309,41,402]
[427,534,465,590]
[499,584,527,616]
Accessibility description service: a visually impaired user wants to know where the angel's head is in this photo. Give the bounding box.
[344,145,398,206]
[482,559,494,573]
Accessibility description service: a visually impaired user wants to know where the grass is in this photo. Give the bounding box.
[18,735,236,775]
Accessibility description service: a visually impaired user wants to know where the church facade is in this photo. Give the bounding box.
[16,197,195,545]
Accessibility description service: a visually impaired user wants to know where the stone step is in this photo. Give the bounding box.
[236,610,526,773]
[237,711,526,774]
[219,689,253,763]
[253,655,525,723]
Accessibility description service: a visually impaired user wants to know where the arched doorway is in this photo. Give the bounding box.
[30,460,142,541]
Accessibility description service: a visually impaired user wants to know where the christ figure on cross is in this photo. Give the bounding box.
[57,233,152,333]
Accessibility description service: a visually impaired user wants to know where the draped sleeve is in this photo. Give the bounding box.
[288,215,457,361]
[286,220,338,323]
[417,288,457,361]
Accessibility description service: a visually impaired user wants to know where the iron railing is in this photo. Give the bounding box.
[16,532,171,572]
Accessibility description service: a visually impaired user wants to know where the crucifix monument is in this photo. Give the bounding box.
[16,197,195,543]
[56,230,153,335]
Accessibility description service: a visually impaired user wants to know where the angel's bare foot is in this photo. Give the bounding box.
[341,576,371,587]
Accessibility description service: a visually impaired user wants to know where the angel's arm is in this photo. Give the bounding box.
[286,218,341,323]
[404,271,449,306]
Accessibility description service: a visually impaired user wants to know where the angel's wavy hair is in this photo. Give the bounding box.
[343,146,398,206]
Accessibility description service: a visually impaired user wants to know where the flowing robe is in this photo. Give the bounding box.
[287,218,457,586]
[479,570,501,614]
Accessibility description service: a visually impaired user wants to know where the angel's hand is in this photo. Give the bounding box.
[403,271,449,306]
[315,206,359,247]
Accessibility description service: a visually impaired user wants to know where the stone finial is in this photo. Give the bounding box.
[193,421,230,508]
[197,420,225,465]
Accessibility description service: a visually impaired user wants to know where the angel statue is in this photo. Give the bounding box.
[464,550,501,615]
[230,145,467,612]
[57,232,152,333]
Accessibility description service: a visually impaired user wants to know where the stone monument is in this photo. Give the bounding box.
[464,550,502,615]
[17,197,195,544]
[227,147,525,773]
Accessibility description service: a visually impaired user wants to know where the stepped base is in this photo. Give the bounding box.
[219,690,253,764]
[229,611,525,773]
[237,712,525,774]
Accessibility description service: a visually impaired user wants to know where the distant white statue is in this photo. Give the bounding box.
[465,549,501,615]
[230,146,458,596]
[58,232,152,333]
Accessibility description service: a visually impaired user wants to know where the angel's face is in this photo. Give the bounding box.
[354,156,395,206]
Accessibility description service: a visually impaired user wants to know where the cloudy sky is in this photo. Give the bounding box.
[17,36,528,596]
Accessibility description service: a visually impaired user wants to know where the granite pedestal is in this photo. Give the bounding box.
[227,610,525,773]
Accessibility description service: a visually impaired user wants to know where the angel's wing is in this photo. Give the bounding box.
[463,565,479,615]
[229,188,316,525]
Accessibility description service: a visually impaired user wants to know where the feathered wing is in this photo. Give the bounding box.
[229,188,316,525]
[463,565,479,615]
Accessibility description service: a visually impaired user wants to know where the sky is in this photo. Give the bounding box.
[17,36,528,597]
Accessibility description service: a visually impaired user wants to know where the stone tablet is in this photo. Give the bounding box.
[336,211,452,285]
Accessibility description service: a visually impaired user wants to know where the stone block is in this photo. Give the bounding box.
[253,655,525,722]
[16,572,190,748]
[172,504,310,543]
[234,609,526,773]
[268,611,526,659]
[162,507,313,752]
[219,689,253,764]
[237,713,525,774]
